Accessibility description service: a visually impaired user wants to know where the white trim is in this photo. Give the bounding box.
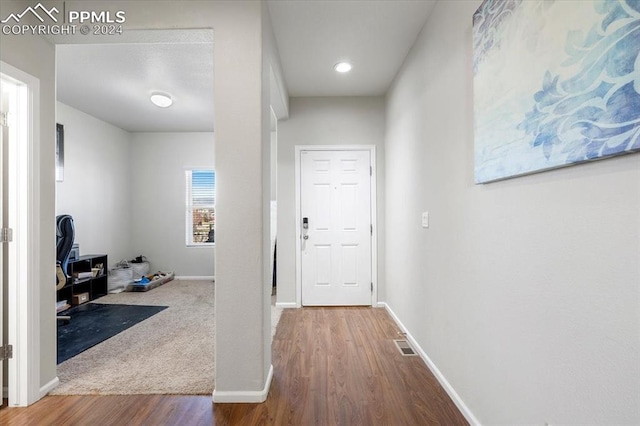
[1,61,41,407]
[294,145,378,307]
[275,302,298,309]
[269,65,288,120]
[39,377,59,399]
[212,364,273,403]
[369,148,378,307]
[175,275,215,281]
[294,148,302,307]
[379,302,481,426]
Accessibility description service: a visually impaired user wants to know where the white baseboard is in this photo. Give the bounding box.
[175,276,215,281]
[275,302,298,309]
[39,376,60,398]
[379,302,481,426]
[212,364,273,403]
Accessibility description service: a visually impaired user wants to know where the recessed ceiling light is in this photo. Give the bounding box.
[334,61,352,73]
[150,93,173,108]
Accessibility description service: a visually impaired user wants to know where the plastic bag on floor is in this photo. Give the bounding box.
[131,261,150,280]
[109,265,133,293]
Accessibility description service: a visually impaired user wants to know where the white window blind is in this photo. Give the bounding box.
[185,169,215,246]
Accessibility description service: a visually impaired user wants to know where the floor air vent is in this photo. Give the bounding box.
[394,339,418,356]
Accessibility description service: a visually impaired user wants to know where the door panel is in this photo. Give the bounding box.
[301,150,371,306]
[0,78,8,405]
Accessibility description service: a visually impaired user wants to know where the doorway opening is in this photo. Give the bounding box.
[52,30,216,395]
[1,62,41,407]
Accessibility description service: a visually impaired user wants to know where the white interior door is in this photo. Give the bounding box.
[0,78,7,405]
[300,150,372,306]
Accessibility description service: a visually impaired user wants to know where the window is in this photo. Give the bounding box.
[186,169,215,246]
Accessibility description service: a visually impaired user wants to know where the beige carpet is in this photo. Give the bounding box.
[51,279,283,395]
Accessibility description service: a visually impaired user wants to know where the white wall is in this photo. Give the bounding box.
[56,102,132,264]
[0,0,57,394]
[277,97,385,305]
[56,105,215,275]
[1,0,281,401]
[384,1,640,424]
[270,129,277,201]
[130,132,215,277]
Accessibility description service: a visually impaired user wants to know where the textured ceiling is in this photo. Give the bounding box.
[56,2,436,132]
[56,42,214,132]
[267,0,436,97]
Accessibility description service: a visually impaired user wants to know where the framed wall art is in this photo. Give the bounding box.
[473,0,640,183]
[56,123,64,182]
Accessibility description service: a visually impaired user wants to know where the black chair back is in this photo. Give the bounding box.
[56,215,75,278]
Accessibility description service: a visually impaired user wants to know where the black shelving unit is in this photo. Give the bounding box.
[57,254,108,304]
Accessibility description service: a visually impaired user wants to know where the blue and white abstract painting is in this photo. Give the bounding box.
[473,0,640,183]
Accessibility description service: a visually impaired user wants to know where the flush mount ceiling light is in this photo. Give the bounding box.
[334,61,352,73]
[150,92,173,108]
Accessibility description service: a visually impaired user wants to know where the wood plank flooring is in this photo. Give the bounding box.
[0,307,467,425]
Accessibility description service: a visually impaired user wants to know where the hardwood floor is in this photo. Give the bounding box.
[0,307,467,425]
[0,395,213,425]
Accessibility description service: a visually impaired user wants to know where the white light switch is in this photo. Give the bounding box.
[422,212,429,228]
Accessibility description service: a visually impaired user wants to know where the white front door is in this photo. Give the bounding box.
[300,150,372,306]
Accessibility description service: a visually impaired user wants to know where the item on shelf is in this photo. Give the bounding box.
[94,263,104,273]
[56,300,70,313]
[74,271,93,279]
[69,243,80,261]
[57,255,109,307]
[72,292,89,305]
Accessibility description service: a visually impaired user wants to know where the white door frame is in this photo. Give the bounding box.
[0,61,41,406]
[294,145,377,308]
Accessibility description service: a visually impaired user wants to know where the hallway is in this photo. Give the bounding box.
[0,307,467,425]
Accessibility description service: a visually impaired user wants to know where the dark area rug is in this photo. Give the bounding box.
[57,303,168,364]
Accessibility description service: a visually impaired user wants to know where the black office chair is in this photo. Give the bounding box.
[56,214,75,322]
